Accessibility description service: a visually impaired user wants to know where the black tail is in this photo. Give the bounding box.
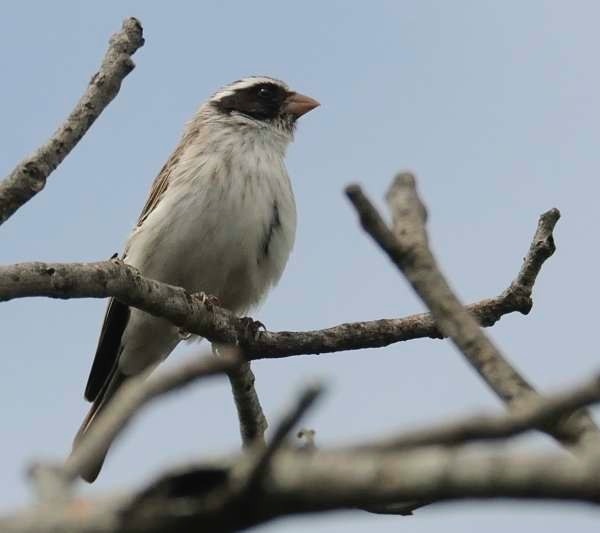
[74,297,130,482]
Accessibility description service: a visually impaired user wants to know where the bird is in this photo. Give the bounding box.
[71,76,319,482]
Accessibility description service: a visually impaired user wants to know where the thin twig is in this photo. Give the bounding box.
[359,372,600,451]
[226,361,269,447]
[0,18,144,226]
[346,173,600,452]
[243,383,323,490]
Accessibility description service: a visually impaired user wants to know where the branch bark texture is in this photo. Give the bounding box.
[226,362,268,447]
[0,17,144,226]
[4,447,600,533]
[0,230,550,362]
[346,173,600,452]
[362,372,600,451]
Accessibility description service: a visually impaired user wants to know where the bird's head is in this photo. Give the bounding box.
[208,76,319,136]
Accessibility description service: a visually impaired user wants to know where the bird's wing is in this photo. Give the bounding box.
[136,161,171,226]
[136,129,192,226]
[84,126,193,402]
[84,298,130,401]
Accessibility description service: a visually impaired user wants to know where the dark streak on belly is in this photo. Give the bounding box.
[259,201,281,262]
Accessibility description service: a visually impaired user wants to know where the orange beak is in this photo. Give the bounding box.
[284,92,320,117]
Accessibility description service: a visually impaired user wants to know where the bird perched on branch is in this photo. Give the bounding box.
[71,76,319,482]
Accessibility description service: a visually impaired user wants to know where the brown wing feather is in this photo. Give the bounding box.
[84,127,193,402]
[135,134,191,226]
[136,163,171,226]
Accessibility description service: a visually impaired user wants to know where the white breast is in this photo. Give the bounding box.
[118,111,297,375]
[124,118,297,313]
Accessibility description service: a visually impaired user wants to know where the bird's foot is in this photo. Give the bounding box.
[194,292,220,311]
[239,316,266,339]
[110,253,126,266]
[110,254,142,276]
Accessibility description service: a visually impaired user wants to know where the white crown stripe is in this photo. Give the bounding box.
[210,76,289,102]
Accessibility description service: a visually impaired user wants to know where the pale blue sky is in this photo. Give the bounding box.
[1,1,600,531]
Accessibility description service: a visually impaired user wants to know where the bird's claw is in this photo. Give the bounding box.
[110,254,127,266]
[111,255,142,277]
[239,316,266,339]
[194,292,220,311]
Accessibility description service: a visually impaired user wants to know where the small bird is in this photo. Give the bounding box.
[72,76,319,482]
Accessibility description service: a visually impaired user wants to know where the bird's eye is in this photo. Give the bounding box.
[257,86,273,99]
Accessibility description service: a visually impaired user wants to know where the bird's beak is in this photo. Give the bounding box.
[284,92,320,117]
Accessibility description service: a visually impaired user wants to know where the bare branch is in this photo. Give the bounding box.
[361,372,600,451]
[243,383,323,490]
[64,353,237,482]
[226,361,269,447]
[0,259,240,342]
[0,18,144,227]
[258,448,600,514]
[0,227,553,360]
[5,446,600,533]
[345,173,600,452]
[514,208,560,291]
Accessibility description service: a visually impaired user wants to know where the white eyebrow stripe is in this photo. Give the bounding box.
[210,76,289,102]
